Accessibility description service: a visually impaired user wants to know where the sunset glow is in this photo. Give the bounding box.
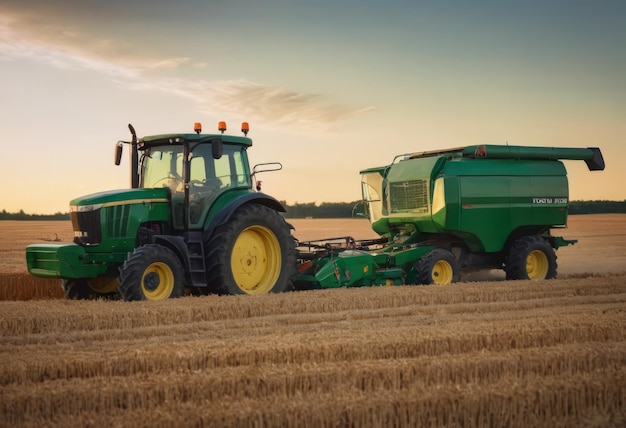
[1,1,624,214]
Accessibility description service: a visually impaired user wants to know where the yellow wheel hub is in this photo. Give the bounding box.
[231,225,281,294]
[526,250,549,280]
[87,277,119,294]
[141,262,175,300]
[432,260,453,285]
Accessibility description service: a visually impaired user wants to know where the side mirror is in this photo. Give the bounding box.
[114,143,123,165]
[212,138,223,159]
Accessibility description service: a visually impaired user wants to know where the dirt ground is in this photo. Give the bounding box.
[2,214,625,276]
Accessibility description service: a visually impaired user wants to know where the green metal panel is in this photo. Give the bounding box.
[26,243,108,278]
[314,251,377,288]
[27,188,173,279]
[311,250,411,288]
[199,188,257,229]
[443,159,569,252]
[70,188,171,207]
[385,246,434,267]
[71,188,171,253]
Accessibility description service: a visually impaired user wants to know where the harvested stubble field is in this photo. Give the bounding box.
[1,215,625,426]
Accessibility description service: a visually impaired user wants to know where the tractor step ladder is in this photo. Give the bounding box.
[186,231,207,287]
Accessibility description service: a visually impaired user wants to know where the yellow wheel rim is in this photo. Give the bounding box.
[526,250,549,280]
[231,225,281,294]
[432,260,453,285]
[141,262,174,300]
[87,277,119,294]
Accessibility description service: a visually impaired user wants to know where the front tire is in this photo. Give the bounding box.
[118,245,185,301]
[62,278,120,300]
[205,204,296,295]
[505,236,557,280]
[415,249,461,285]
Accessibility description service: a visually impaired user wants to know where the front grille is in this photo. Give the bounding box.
[72,210,102,245]
[106,204,131,238]
[389,180,429,213]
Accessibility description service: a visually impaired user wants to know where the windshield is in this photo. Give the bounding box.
[139,143,251,192]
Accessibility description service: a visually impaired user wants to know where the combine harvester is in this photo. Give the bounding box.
[295,144,604,288]
[26,122,604,300]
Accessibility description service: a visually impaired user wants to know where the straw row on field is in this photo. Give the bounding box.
[2,303,625,380]
[1,276,625,426]
[0,274,64,301]
[2,311,624,386]
[2,269,625,302]
[3,362,624,427]
[2,293,624,343]
[3,342,624,405]
[2,274,625,335]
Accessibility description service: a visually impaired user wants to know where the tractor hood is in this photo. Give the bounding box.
[69,188,170,211]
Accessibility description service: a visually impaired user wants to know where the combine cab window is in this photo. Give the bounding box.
[361,172,385,223]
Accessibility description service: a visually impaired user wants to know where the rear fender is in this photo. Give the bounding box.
[204,193,287,239]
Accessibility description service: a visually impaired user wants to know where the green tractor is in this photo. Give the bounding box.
[294,145,605,288]
[27,122,296,300]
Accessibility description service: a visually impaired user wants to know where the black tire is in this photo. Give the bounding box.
[62,278,120,300]
[505,236,557,280]
[205,204,296,295]
[118,244,185,301]
[415,249,461,285]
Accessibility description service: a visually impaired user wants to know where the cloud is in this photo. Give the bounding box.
[0,15,140,79]
[0,12,372,131]
[147,57,191,70]
[205,80,374,126]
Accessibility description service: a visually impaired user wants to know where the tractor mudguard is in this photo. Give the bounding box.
[203,193,287,239]
[153,235,190,269]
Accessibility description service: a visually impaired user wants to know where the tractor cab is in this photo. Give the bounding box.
[138,139,251,229]
[115,122,255,230]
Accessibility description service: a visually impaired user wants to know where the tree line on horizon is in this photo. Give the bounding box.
[1,200,625,221]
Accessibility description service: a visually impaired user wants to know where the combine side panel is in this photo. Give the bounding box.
[440,159,569,253]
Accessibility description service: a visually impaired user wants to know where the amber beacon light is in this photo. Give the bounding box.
[218,121,227,134]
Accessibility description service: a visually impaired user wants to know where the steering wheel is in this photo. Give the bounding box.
[153,173,183,188]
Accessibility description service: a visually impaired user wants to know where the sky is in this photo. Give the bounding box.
[1,0,624,214]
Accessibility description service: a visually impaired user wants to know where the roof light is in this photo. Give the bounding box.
[241,122,249,136]
[218,121,227,134]
[194,122,202,134]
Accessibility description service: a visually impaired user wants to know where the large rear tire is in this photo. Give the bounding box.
[415,249,461,285]
[205,204,296,295]
[118,244,185,301]
[505,236,557,280]
[62,278,120,300]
